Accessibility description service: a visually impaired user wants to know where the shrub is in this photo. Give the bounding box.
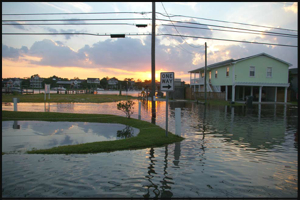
[117,100,135,119]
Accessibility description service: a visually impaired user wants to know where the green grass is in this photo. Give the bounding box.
[2,111,184,154]
[2,94,136,103]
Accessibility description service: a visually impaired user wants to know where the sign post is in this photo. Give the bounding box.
[45,84,50,101]
[160,72,174,137]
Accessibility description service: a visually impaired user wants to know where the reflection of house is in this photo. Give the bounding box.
[108,78,119,89]
[30,74,43,88]
[87,78,100,84]
[189,53,292,103]
[289,68,298,101]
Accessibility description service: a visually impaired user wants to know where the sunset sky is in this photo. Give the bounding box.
[2,2,298,83]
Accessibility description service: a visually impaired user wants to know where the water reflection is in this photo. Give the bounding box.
[143,146,175,198]
[12,120,20,129]
[116,125,135,139]
[2,121,139,153]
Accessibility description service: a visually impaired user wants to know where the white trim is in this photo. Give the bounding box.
[266,67,272,78]
[234,82,289,87]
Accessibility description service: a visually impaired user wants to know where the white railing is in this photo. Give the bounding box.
[191,78,204,85]
[213,85,221,92]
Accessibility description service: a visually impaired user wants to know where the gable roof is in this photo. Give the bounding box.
[189,53,293,73]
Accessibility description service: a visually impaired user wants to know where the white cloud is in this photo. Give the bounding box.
[283,2,298,13]
[66,2,93,12]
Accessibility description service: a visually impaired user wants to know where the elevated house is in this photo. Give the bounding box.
[30,74,44,88]
[2,78,22,88]
[189,53,292,103]
[108,77,119,89]
[87,78,100,84]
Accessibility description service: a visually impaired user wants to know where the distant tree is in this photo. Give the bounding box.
[117,100,135,119]
[100,77,108,89]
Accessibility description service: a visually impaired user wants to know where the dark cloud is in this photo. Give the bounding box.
[4,22,28,31]
[2,44,28,59]
[41,27,86,40]
[28,39,87,66]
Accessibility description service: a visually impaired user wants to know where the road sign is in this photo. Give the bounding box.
[160,72,174,91]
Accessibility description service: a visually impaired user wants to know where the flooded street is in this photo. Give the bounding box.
[2,100,298,198]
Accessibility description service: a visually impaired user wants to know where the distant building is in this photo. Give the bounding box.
[108,77,119,89]
[2,78,22,88]
[87,78,100,84]
[56,79,82,88]
[30,74,43,88]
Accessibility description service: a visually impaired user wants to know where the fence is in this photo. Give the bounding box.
[185,87,225,100]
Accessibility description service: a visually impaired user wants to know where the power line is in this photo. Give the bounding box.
[2,32,297,47]
[158,33,297,47]
[2,9,297,32]
[3,17,296,37]
[160,2,200,49]
[2,18,151,22]
[2,23,139,26]
[2,11,152,16]
[156,12,298,32]
[159,24,298,38]
[156,19,298,37]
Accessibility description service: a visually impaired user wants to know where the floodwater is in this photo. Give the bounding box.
[2,121,139,153]
[2,99,298,198]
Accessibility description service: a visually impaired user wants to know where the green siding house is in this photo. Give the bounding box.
[189,53,292,103]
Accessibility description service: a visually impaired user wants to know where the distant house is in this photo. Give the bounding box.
[87,78,100,84]
[189,53,292,103]
[30,74,44,88]
[3,78,22,88]
[108,78,119,89]
[56,79,82,88]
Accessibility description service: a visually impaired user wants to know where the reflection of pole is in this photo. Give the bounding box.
[151,2,156,124]
[161,145,173,198]
[166,92,169,137]
[173,142,181,166]
[204,42,207,105]
[143,147,159,198]
[203,104,207,140]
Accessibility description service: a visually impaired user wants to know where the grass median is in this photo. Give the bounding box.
[2,93,136,103]
[2,111,184,154]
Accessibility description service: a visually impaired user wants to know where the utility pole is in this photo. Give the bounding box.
[204,42,207,105]
[151,2,156,124]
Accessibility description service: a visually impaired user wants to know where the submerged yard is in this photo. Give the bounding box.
[2,93,136,103]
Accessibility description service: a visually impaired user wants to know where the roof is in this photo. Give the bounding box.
[189,53,293,73]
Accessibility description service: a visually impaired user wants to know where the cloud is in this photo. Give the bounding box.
[28,39,87,67]
[41,26,86,40]
[4,22,28,31]
[283,2,298,13]
[66,2,93,12]
[2,44,28,60]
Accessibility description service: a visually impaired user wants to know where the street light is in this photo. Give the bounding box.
[110,34,125,38]
[136,24,148,28]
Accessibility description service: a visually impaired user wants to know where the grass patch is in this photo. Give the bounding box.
[2,111,184,154]
[2,94,136,103]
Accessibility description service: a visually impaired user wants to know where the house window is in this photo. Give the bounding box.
[201,72,204,78]
[209,71,211,80]
[215,70,218,78]
[250,66,255,77]
[267,67,272,77]
[226,67,229,77]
